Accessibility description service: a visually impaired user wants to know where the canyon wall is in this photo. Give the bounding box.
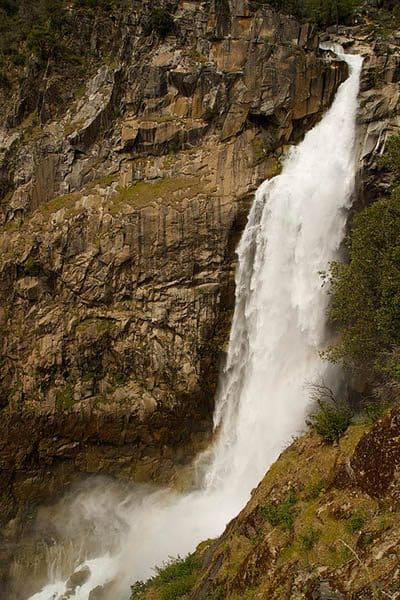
[0,0,352,593]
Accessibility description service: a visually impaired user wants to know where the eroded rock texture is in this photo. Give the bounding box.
[0,3,344,468]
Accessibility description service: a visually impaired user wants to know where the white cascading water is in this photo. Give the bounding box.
[29,48,362,600]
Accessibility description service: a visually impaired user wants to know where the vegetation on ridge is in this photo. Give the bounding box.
[306,383,353,443]
[326,135,400,379]
[130,555,200,600]
[254,0,362,27]
[130,420,400,599]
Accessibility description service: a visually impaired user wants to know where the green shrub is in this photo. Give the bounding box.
[379,134,400,176]
[23,257,41,276]
[131,554,200,600]
[130,581,147,598]
[363,399,388,423]
[307,397,352,443]
[299,527,320,551]
[327,186,400,371]
[55,384,74,410]
[306,383,352,443]
[346,513,364,533]
[149,7,174,37]
[306,478,327,500]
[359,532,374,549]
[261,489,298,529]
[12,52,26,66]
[27,25,60,60]
[114,372,129,385]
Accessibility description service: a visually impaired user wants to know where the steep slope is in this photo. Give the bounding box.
[134,408,400,599]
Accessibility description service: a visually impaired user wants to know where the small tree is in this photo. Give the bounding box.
[327,185,400,372]
[306,383,352,443]
[379,133,400,177]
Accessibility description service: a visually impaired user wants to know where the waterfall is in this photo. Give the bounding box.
[28,49,362,600]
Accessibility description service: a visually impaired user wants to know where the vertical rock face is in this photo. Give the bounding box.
[323,25,400,198]
[0,1,346,419]
[0,1,347,590]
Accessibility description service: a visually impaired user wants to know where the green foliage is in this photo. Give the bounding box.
[149,7,174,37]
[0,0,64,69]
[299,527,320,551]
[0,0,125,93]
[114,371,129,385]
[306,478,327,500]
[327,186,400,371]
[260,0,361,27]
[204,587,225,600]
[302,0,360,26]
[55,384,74,411]
[27,25,60,60]
[307,398,352,443]
[379,134,400,177]
[131,554,200,600]
[359,532,374,549]
[261,489,298,529]
[12,51,26,65]
[22,257,41,276]
[306,383,352,443]
[363,399,388,423]
[346,513,364,533]
[130,581,147,598]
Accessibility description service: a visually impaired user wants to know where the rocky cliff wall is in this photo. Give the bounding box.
[0,0,349,594]
[0,1,345,475]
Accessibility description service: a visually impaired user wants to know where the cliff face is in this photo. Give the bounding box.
[0,1,345,417]
[0,1,347,579]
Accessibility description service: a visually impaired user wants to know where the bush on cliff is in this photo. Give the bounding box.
[149,7,175,38]
[264,0,361,26]
[130,554,200,600]
[326,183,400,374]
[379,133,400,177]
[306,383,353,443]
[307,397,353,443]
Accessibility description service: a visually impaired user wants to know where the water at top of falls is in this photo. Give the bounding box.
[28,49,363,600]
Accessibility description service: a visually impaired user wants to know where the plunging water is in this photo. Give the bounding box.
[29,49,362,600]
